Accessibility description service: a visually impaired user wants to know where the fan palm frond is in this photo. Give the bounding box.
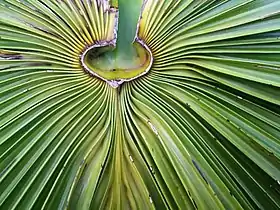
[0,0,280,209]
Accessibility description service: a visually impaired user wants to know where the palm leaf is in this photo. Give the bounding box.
[0,0,280,209]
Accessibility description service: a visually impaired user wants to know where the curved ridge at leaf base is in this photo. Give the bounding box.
[0,0,280,210]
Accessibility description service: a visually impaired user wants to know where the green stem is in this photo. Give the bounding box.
[114,0,143,64]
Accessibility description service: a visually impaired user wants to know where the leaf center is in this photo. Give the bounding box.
[81,0,152,88]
